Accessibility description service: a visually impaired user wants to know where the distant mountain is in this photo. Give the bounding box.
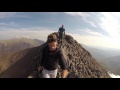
[81,44,110,59]
[105,55,120,75]
[0,38,44,57]
[81,44,120,75]
[108,55,120,61]
[0,38,44,74]
[0,32,110,78]
[81,44,120,58]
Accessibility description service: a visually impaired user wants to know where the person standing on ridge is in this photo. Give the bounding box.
[58,25,65,46]
[38,33,68,78]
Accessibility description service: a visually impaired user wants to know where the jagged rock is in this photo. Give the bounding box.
[0,32,111,78]
[30,32,110,78]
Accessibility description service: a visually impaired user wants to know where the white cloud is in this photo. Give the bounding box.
[68,33,120,49]
[109,12,120,18]
[1,12,120,49]
[65,12,120,49]
[0,12,17,18]
[15,14,31,18]
[108,71,120,78]
[0,22,19,26]
[64,12,97,27]
[48,12,59,15]
[83,18,97,27]
[77,29,104,37]
[99,12,120,39]
[95,12,120,49]
[64,12,91,18]
[0,12,31,19]
[0,27,56,41]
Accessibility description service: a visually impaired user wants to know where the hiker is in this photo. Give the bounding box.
[38,33,68,78]
[58,25,65,46]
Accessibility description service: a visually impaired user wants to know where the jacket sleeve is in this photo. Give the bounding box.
[59,49,67,70]
[40,52,44,66]
[58,28,60,32]
[40,47,46,66]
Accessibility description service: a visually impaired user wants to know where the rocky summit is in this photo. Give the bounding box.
[0,32,111,78]
[30,32,111,78]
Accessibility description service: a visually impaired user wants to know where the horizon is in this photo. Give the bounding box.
[0,12,120,49]
[1,37,120,51]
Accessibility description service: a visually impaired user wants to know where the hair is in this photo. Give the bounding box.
[47,33,57,43]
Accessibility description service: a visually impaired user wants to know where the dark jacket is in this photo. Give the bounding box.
[59,27,65,35]
[40,45,67,70]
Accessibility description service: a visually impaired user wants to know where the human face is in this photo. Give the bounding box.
[48,41,57,51]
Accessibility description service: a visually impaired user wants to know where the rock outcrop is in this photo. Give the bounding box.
[30,32,111,78]
[0,32,111,78]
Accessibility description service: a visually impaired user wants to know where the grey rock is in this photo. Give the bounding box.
[30,32,111,78]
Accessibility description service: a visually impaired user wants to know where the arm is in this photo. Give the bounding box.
[40,47,46,67]
[62,69,68,78]
[64,29,65,37]
[40,53,44,66]
[38,48,45,71]
[38,56,44,71]
[58,28,60,33]
[59,49,68,78]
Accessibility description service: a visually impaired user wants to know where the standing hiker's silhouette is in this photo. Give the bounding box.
[58,25,65,47]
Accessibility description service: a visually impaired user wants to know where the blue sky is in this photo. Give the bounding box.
[0,12,120,49]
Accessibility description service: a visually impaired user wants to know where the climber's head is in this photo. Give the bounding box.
[47,34,57,51]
